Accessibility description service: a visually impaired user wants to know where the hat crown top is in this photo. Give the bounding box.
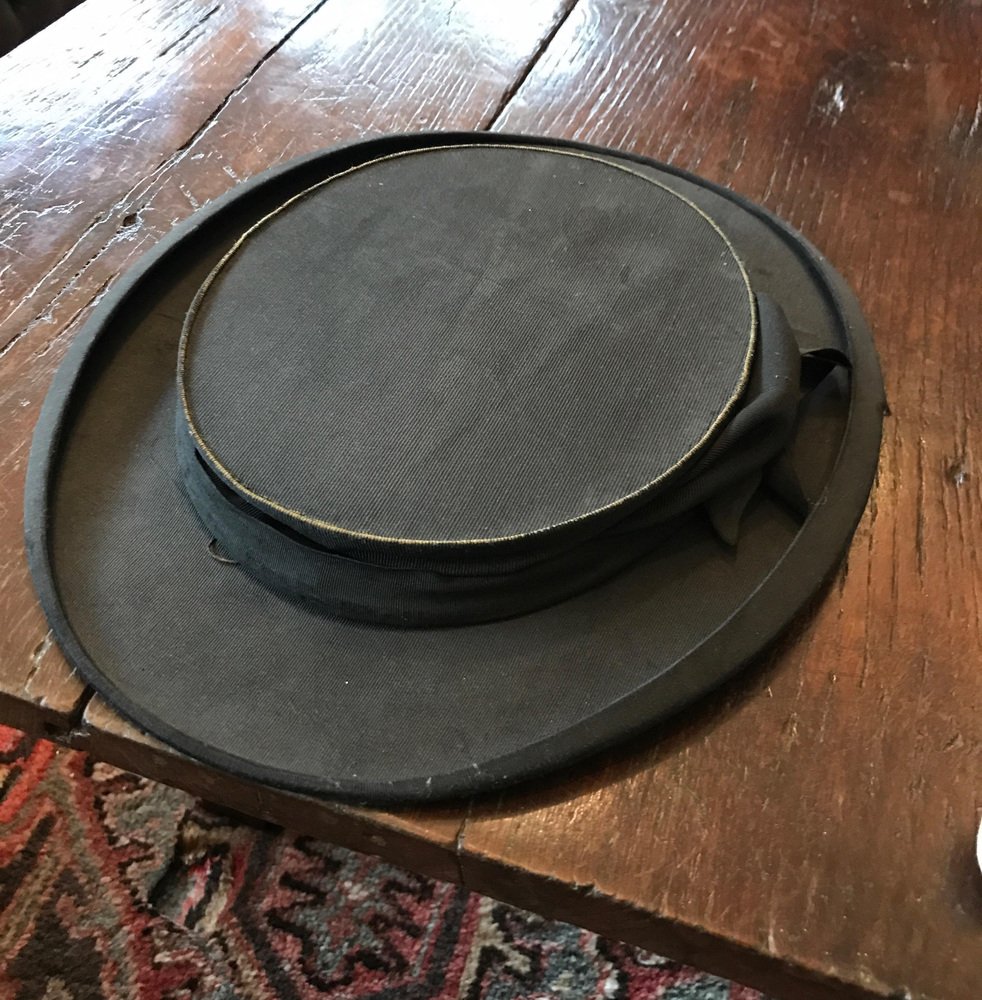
[180,145,754,548]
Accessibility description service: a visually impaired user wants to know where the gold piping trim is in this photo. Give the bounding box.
[177,142,757,547]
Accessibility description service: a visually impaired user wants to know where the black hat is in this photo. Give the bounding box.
[25,133,884,803]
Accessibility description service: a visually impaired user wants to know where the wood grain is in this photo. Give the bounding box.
[460,2,982,999]
[1,1,979,998]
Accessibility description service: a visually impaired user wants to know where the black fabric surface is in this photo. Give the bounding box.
[25,133,884,802]
[176,290,810,626]
[181,145,755,545]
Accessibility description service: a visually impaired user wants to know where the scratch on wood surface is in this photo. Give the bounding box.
[946,458,969,487]
[157,3,221,59]
[30,631,52,659]
[0,0,332,354]
[766,920,779,956]
[484,0,579,128]
[39,276,114,354]
[156,0,333,168]
[948,88,982,157]
[815,79,848,120]
[857,462,882,690]
[0,209,116,339]
[781,712,799,747]
[24,630,54,687]
[3,273,114,369]
[451,794,474,887]
[914,434,926,580]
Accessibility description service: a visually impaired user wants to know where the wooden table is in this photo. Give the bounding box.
[2,1,980,997]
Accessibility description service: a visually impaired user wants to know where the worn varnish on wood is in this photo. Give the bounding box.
[1,2,980,999]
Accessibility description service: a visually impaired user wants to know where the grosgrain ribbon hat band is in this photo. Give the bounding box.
[177,294,843,627]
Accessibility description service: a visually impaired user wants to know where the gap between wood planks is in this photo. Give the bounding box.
[484,0,581,129]
[0,0,334,357]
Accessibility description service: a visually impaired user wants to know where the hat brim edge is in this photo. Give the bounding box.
[24,131,885,804]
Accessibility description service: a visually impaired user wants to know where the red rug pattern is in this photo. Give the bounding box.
[0,725,765,999]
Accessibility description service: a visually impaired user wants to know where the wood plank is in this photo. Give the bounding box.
[2,3,978,998]
[0,0,575,729]
[457,2,982,999]
[0,0,331,341]
[71,696,466,885]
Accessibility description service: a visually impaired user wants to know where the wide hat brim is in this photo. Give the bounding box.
[25,132,884,803]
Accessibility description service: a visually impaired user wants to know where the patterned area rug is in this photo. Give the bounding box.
[0,725,765,999]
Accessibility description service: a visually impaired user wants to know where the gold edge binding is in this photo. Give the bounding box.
[176,142,757,548]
